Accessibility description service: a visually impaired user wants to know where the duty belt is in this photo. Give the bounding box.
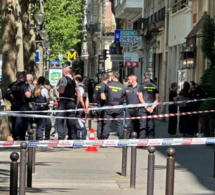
[59,97,75,101]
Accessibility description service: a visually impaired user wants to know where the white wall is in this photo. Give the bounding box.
[168,9,192,46]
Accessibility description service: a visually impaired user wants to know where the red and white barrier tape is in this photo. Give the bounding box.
[0,109,214,120]
[0,137,215,147]
[6,98,215,113]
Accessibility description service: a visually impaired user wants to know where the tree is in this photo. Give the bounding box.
[200,12,215,114]
[1,0,16,139]
[44,0,84,61]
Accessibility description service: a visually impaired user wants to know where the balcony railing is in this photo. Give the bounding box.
[142,7,165,29]
[172,0,188,14]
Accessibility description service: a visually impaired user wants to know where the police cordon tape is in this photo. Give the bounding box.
[1,137,215,148]
[0,109,215,120]
[5,98,215,113]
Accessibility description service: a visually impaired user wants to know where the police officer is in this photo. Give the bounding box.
[33,76,50,140]
[125,74,140,138]
[11,71,32,140]
[138,72,159,139]
[57,66,81,140]
[93,73,109,139]
[103,71,125,139]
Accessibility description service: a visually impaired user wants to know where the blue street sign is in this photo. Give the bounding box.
[50,61,60,65]
[35,50,40,63]
[110,46,117,55]
[114,29,121,42]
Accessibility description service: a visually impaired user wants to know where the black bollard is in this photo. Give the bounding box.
[27,129,34,188]
[130,131,137,189]
[10,152,19,195]
[88,111,92,130]
[121,125,128,176]
[32,123,37,174]
[19,142,28,195]
[165,147,176,195]
[213,129,215,178]
[147,146,156,195]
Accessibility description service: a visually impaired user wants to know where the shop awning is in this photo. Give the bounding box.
[185,15,206,39]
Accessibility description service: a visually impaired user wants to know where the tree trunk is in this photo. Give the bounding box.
[20,0,36,74]
[15,0,24,71]
[1,0,17,140]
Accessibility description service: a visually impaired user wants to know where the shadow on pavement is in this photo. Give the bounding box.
[26,187,77,194]
[154,120,215,192]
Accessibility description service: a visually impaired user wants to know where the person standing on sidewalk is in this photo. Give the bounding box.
[11,71,32,140]
[138,72,159,139]
[74,75,88,140]
[93,73,109,139]
[56,66,81,140]
[168,82,178,137]
[125,74,140,138]
[34,76,50,140]
[103,71,125,139]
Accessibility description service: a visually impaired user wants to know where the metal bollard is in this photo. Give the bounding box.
[213,129,215,178]
[88,111,92,130]
[121,125,128,176]
[19,142,28,195]
[147,146,156,195]
[10,152,19,195]
[130,131,137,189]
[165,147,176,195]
[32,123,37,174]
[27,129,34,188]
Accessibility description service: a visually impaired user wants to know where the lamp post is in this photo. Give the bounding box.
[34,13,47,76]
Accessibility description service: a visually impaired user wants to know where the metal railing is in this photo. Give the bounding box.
[142,7,165,29]
[172,0,188,14]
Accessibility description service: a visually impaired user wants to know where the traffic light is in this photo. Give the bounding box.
[102,49,108,60]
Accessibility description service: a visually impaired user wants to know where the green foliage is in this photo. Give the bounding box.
[201,13,215,65]
[199,99,215,118]
[44,0,84,61]
[200,12,215,118]
[200,66,215,97]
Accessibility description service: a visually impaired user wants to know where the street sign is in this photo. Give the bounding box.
[50,61,60,65]
[67,51,77,60]
[120,42,133,47]
[114,30,139,43]
[35,50,40,63]
[124,52,139,68]
[109,46,117,55]
[110,55,124,62]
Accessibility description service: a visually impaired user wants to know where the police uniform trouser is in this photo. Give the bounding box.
[138,107,155,139]
[125,108,139,138]
[57,100,82,140]
[103,108,123,139]
[14,103,30,140]
[34,105,47,140]
[94,109,105,139]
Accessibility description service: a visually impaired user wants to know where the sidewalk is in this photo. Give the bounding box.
[0,120,215,194]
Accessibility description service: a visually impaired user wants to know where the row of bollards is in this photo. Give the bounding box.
[9,124,37,195]
[121,125,176,195]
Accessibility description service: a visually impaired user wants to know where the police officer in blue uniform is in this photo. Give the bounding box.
[103,71,125,139]
[34,76,50,140]
[11,71,32,140]
[138,72,159,138]
[125,74,140,138]
[93,73,109,139]
[57,66,81,140]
